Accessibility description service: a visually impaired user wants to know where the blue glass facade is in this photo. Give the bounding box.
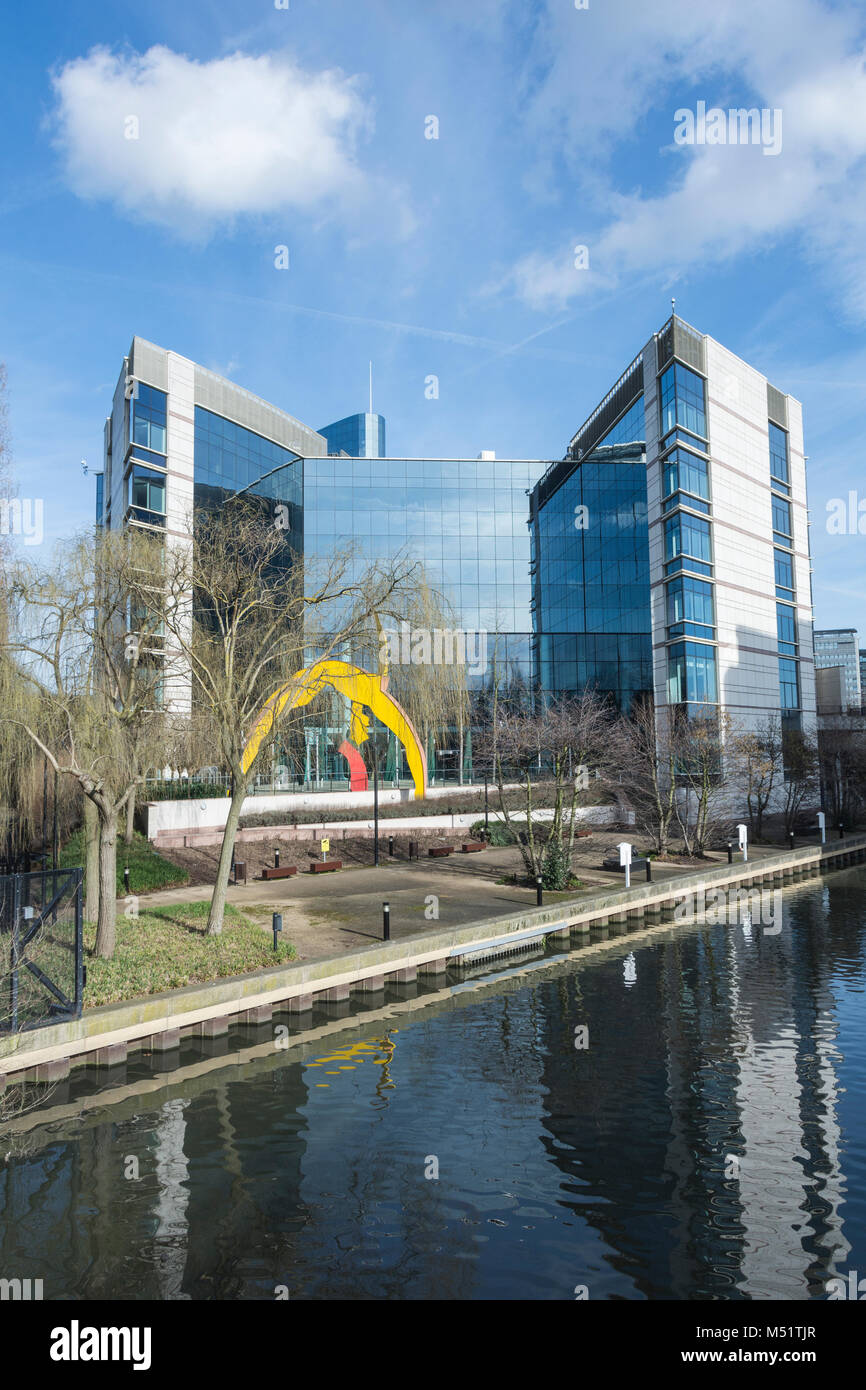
[303,454,543,692]
[530,396,653,712]
[193,406,303,553]
[319,412,386,459]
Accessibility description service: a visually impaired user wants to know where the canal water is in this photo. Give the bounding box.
[1,867,865,1300]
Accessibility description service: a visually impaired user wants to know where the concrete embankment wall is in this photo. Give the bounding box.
[2,834,864,1087]
[144,780,532,840]
[153,804,618,850]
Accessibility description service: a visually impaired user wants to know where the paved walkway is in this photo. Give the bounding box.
[138,832,792,965]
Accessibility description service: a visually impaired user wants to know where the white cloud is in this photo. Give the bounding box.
[50,45,406,239]
[502,0,866,317]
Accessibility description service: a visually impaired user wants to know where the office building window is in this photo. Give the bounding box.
[774,548,794,599]
[665,511,712,565]
[128,464,166,526]
[662,446,709,502]
[772,494,792,544]
[776,603,797,656]
[667,641,718,706]
[131,383,167,454]
[659,363,707,440]
[779,657,800,711]
[769,421,789,487]
[666,575,715,636]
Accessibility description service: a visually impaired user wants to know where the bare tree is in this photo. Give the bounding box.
[729,716,784,840]
[609,698,680,856]
[818,716,866,830]
[480,691,611,887]
[781,727,820,834]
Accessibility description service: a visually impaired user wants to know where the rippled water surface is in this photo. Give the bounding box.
[2,867,865,1300]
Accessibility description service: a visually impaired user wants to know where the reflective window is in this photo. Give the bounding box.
[131,383,167,454]
[662,446,709,501]
[779,656,800,710]
[777,603,797,656]
[771,494,792,541]
[659,363,707,440]
[665,512,712,564]
[774,548,794,599]
[667,641,718,705]
[667,575,714,630]
[769,421,789,486]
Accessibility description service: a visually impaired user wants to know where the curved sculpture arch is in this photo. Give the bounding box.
[241,659,428,799]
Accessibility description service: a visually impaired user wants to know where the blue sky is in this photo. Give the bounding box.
[1,0,865,629]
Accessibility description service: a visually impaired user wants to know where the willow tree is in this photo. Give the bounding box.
[2,527,183,957]
[161,503,418,936]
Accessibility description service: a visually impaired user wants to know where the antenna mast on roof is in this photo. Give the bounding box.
[369,361,373,415]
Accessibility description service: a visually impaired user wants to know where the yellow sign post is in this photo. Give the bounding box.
[320,838,330,861]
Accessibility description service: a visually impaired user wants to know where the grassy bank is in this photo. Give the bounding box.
[60,828,190,899]
[84,901,295,1008]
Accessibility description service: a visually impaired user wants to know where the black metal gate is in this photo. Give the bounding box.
[0,869,83,1033]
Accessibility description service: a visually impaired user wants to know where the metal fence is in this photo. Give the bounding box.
[0,869,83,1034]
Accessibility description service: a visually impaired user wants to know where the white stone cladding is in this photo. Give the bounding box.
[644,321,815,739]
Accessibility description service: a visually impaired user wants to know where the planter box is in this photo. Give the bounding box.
[461,842,485,853]
[429,847,454,858]
[310,860,341,873]
[261,865,298,880]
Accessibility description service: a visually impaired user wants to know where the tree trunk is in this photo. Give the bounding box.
[94,808,118,959]
[207,779,246,935]
[125,787,135,844]
[84,793,100,923]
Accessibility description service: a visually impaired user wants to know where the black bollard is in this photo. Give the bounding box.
[383,901,390,941]
[645,859,652,883]
[788,831,795,850]
[123,865,130,894]
[272,912,282,952]
[727,842,733,865]
[389,836,394,857]
[536,876,543,907]
[840,824,845,840]
[275,848,280,868]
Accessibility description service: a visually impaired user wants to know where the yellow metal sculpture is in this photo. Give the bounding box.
[241,658,428,798]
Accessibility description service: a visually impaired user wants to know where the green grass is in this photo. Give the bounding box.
[60,828,189,898]
[83,901,296,1008]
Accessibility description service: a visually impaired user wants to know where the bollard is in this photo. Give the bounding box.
[383,901,390,941]
[275,848,280,868]
[123,865,130,894]
[645,859,652,883]
[788,831,795,850]
[536,877,543,907]
[389,835,394,857]
[840,824,845,840]
[727,843,733,865]
[272,912,282,952]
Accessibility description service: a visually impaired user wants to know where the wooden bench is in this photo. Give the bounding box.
[261,865,298,880]
[461,842,485,853]
[310,860,342,873]
[428,846,454,858]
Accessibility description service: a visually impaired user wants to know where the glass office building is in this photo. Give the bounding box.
[530,396,652,713]
[319,412,385,459]
[102,320,816,762]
